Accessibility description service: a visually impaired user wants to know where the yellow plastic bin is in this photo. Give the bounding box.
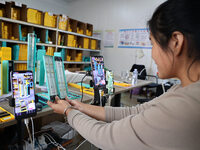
[58,15,68,30]
[91,39,97,50]
[83,38,89,49]
[0,47,12,60]
[44,12,57,28]
[27,8,43,25]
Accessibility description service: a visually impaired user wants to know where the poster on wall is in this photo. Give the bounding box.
[118,28,152,49]
[93,30,102,39]
[104,30,115,48]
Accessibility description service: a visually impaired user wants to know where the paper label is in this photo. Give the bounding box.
[62,15,67,20]
[48,12,53,16]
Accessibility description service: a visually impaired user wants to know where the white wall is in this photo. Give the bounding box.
[65,0,166,76]
[4,0,70,15]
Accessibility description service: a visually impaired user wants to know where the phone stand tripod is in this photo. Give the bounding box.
[90,80,108,106]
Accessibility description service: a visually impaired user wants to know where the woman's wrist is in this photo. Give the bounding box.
[64,105,73,116]
[65,108,73,115]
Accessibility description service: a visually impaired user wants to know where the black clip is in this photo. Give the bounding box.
[9,98,15,107]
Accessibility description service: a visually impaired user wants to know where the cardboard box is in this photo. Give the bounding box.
[67,18,78,32]
[11,23,20,40]
[37,29,56,44]
[0,21,20,40]
[68,50,76,61]
[75,51,82,62]
[1,21,10,39]
[0,3,6,17]
[77,36,84,48]
[58,33,65,46]
[48,30,56,44]
[77,21,86,35]
[86,23,93,36]
[0,8,3,17]
[5,1,27,21]
[35,28,45,43]
[19,25,28,41]
[58,33,61,45]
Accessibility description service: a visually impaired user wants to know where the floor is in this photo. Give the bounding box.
[65,91,140,150]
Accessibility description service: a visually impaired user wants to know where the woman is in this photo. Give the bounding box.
[48,0,200,149]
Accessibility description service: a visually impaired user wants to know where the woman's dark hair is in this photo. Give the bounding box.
[148,0,200,80]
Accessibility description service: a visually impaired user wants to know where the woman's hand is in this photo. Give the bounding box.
[66,98,84,112]
[47,96,72,115]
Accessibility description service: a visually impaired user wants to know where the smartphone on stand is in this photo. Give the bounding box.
[11,71,37,120]
[91,56,106,89]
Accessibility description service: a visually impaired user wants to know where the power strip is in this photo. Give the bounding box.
[23,135,48,150]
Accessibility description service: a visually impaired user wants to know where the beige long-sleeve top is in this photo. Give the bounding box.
[67,81,200,150]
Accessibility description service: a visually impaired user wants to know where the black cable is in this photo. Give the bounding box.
[80,74,87,102]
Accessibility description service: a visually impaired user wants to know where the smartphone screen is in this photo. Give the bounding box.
[91,56,106,88]
[11,71,36,119]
